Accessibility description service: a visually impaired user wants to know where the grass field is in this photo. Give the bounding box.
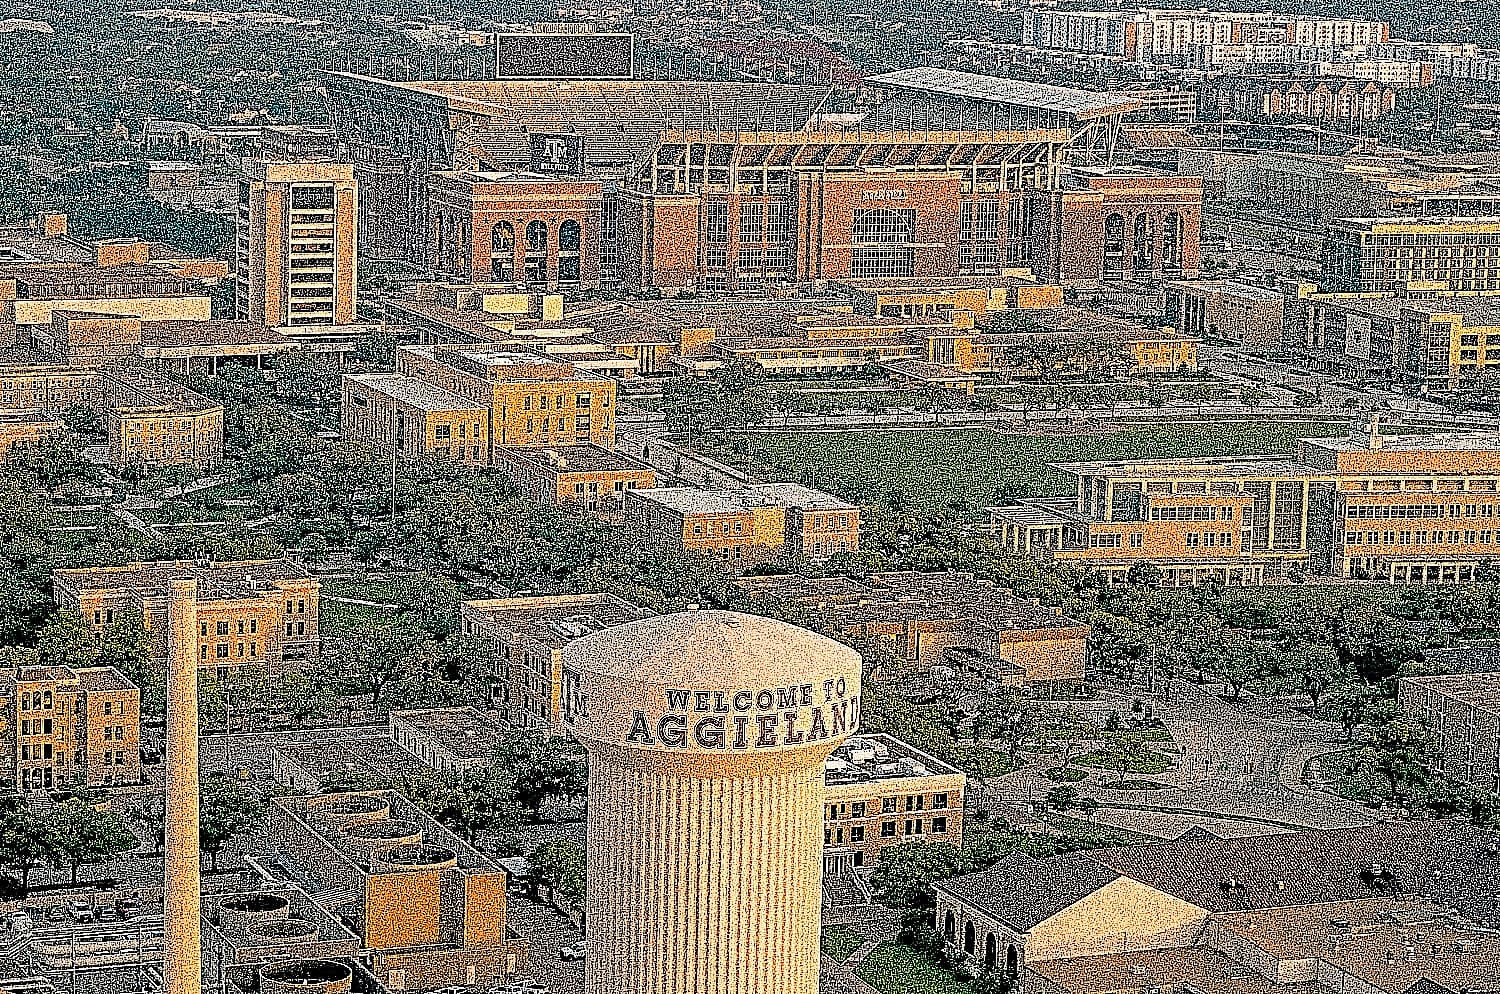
[855,943,971,994]
[821,924,868,962]
[742,419,1344,510]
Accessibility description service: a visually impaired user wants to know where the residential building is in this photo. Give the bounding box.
[236,160,358,327]
[493,445,655,516]
[341,372,489,464]
[392,345,617,450]
[0,665,141,793]
[734,571,1088,685]
[52,559,320,676]
[989,426,1500,585]
[266,790,529,989]
[0,408,63,460]
[459,593,654,732]
[1199,77,1399,124]
[389,707,505,774]
[1399,672,1500,794]
[933,821,1499,991]
[1321,217,1500,295]
[823,734,966,874]
[1165,279,1285,348]
[623,484,859,565]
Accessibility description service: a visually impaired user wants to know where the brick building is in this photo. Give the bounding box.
[493,444,655,516]
[428,171,602,289]
[389,707,505,774]
[53,559,320,677]
[0,408,63,461]
[1165,279,1285,348]
[1030,169,1203,286]
[734,571,1088,685]
[623,484,859,565]
[1399,672,1500,794]
[341,372,489,464]
[0,664,141,793]
[236,160,359,328]
[989,425,1500,585]
[823,734,966,874]
[459,593,654,732]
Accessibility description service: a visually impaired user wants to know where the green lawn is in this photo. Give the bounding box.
[855,942,971,994]
[740,419,1343,510]
[822,924,868,962]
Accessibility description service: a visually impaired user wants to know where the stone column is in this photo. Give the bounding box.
[164,579,201,994]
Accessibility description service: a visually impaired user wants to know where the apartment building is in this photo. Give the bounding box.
[1321,217,1500,295]
[989,426,1500,585]
[623,484,859,565]
[459,593,653,732]
[53,559,320,676]
[392,345,616,450]
[493,445,655,517]
[236,160,358,327]
[0,665,141,793]
[0,408,63,461]
[1399,672,1500,794]
[823,734,966,874]
[341,372,489,464]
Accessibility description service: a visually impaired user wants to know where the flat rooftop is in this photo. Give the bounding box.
[463,593,654,650]
[345,372,482,413]
[633,484,852,515]
[390,707,504,763]
[867,67,1141,120]
[1301,430,1500,454]
[826,733,962,785]
[498,444,654,474]
[1403,670,1500,710]
[54,558,311,600]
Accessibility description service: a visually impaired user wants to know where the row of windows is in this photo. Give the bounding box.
[1346,530,1495,546]
[521,393,598,412]
[202,619,258,637]
[19,719,53,736]
[827,793,951,819]
[1344,503,1495,519]
[1150,505,1235,521]
[1185,532,1236,547]
[812,513,855,529]
[692,519,746,537]
[824,816,951,845]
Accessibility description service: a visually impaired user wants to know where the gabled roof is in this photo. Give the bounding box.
[937,852,1121,932]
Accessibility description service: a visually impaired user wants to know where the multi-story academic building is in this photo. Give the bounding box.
[236,160,359,327]
[459,593,654,732]
[53,559,320,677]
[1320,217,1500,295]
[1166,279,1285,349]
[734,571,1088,686]
[341,372,490,464]
[1399,672,1500,795]
[389,707,505,775]
[823,734,966,874]
[990,426,1500,585]
[493,445,656,517]
[0,407,63,461]
[323,68,1201,293]
[623,484,860,565]
[0,664,141,793]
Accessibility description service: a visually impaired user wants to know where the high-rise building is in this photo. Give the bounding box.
[562,610,862,994]
[236,161,358,328]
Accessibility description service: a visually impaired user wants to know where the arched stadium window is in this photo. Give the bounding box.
[525,220,548,286]
[1133,214,1156,274]
[558,219,582,284]
[491,222,515,282]
[1103,212,1126,277]
[1162,212,1184,274]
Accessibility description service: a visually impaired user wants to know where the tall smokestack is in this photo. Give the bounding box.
[164,579,201,994]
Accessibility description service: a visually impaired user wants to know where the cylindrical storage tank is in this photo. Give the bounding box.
[368,844,459,875]
[259,959,352,994]
[216,893,290,932]
[341,818,423,860]
[306,793,389,828]
[246,917,320,944]
[562,610,862,994]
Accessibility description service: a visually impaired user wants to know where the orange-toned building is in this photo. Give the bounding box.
[623,483,860,565]
[428,170,602,289]
[824,734,966,873]
[53,559,320,677]
[990,425,1500,585]
[494,444,655,516]
[236,160,358,328]
[0,664,141,793]
[1031,168,1203,287]
[104,368,224,471]
[0,407,63,460]
[268,790,529,989]
[392,345,616,451]
[341,372,489,464]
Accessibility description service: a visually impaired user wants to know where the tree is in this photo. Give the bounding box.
[199,776,265,873]
[122,792,166,855]
[1046,785,1078,813]
[45,798,138,886]
[868,840,967,926]
[1358,718,1438,817]
[0,806,55,893]
[1125,561,1163,588]
[1322,680,1381,741]
[1284,642,1349,709]
[530,839,586,914]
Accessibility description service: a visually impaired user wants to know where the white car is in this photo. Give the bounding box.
[7,912,31,935]
[559,940,586,961]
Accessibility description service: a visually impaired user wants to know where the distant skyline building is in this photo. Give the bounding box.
[562,610,862,994]
[236,160,358,327]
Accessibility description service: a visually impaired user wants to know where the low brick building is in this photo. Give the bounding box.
[624,483,859,565]
[823,734,966,873]
[494,444,655,516]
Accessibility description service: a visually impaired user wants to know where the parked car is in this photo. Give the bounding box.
[7,911,31,935]
[66,901,92,924]
[114,897,140,920]
[559,941,586,961]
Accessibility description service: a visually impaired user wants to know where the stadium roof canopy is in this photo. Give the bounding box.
[866,68,1141,121]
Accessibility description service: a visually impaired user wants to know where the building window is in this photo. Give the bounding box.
[880,821,896,838]
[525,220,548,285]
[492,222,516,281]
[851,208,916,279]
[1132,214,1156,274]
[1103,212,1126,277]
[558,219,582,284]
